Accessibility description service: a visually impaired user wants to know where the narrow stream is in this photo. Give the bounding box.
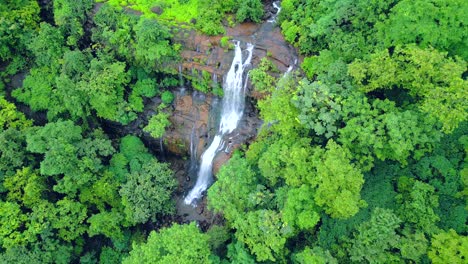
[184,42,254,205]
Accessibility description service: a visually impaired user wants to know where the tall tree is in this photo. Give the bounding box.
[123,223,212,264]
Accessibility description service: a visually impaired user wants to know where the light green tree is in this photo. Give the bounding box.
[123,223,212,264]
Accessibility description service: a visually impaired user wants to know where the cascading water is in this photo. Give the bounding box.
[184,42,254,205]
[267,1,282,23]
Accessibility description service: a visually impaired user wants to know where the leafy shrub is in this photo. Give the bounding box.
[161,91,175,104]
[144,112,171,138]
[249,58,278,92]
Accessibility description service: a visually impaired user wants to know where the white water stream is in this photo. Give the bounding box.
[267,1,282,23]
[184,42,254,205]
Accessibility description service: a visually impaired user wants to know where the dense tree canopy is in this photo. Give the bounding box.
[0,0,466,263]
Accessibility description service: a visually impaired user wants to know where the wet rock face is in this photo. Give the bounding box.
[164,91,213,157]
[172,15,299,83]
[167,6,298,175]
[164,90,262,175]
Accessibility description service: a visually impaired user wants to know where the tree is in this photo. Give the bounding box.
[349,45,467,133]
[280,185,320,231]
[377,0,468,60]
[26,121,114,196]
[27,23,65,69]
[233,210,287,262]
[196,0,225,35]
[279,0,396,57]
[119,159,176,224]
[55,50,92,120]
[236,0,264,23]
[87,209,124,240]
[122,223,212,264]
[133,18,177,71]
[0,97,32,130]
[0,128,31,178]
[79,57,131,123]
[143,112,171,138]
[226,241,256,264]
[53,0,93,46]
[0,97,33,177]
[0,0,39,63]
[312,140,365,219]
[338,92,441,170]
[292,247,337,264]
[3,167,46,207]
[257,74,303,136]
[348,208,403,263]
[249,58,278,93]
[51,199,88,242]
[208,153,259,222]
[92,4,138,60]
[396,177,440,234]
[129,78,159,112]
[293,79,344,138]
[428,229,468,264]
[0,201,28,249]
[256,135,314,187]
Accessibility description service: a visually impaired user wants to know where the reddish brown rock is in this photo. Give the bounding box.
[212,151,232,176]
[164,92,213,157]
[172,19,300,83]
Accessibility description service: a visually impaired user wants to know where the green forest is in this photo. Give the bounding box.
[0,0,467,263]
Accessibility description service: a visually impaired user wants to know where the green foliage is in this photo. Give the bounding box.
[129,78,158,112]
[235,0,264,23]
[396,178,440,234]
[208,153,258,221]
[339,92,441,170]
[195,0,226,35]
[293,79,343,138]
[280,0,396,57]
[257,74,302,136]
[3,167,46,207]
[81,57,131,123]
[53,0,93,46]
[249,57,278,92]
[27,23,66,69]
[0,128,32,179]
[0,201,28,248]
[377,0,468,60]
[51,199,88,241]
[256,136,314,187]
[99,246,124,264]
[348,208,403,263]
[349,45,468,133]
[191,69,215,93]
[428,229,468,264]
[87,210,124,240]
[161,91,175,104]
[281,185,320,231]
[26,121,115,196]
[292,247,337,264]
[0,0,39,63]
[0,97,32,130]
[133,17,178,71]
[143,111,171,138]
[120,158,176,224]
[1,0,466,261]
[234,210,287,262]
[226,241,256,264]
[219,36,233,49]
[313,140,365,219]
[123,223,212,264]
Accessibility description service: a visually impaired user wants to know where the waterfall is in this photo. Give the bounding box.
[267,1,282,23]
[184,42,254,205]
